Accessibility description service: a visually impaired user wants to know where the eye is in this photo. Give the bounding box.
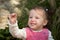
[35,17,40,19]
[29,16,33,18]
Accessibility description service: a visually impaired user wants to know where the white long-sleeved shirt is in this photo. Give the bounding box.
[8,20,54,40]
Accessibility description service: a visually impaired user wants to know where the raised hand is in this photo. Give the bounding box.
[8,13,17,24]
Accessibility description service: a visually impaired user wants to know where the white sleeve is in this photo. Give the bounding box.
[48,30,54,40]
[8,20,26,39]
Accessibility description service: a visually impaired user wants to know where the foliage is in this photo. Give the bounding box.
[0,27,20,40]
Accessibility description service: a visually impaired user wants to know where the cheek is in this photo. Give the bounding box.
[37,19,41,22]
[37,19,44,24]
[28,19,30,24]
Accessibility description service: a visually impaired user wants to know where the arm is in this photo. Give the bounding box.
[8,13,26,39]
[48,30,54,40]
[8,20,26,39]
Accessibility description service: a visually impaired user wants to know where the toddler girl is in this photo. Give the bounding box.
[8,6,54,40]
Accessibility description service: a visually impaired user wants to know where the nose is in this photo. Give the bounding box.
[31,18,35,22]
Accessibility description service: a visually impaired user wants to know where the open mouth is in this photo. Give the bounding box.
[30,23,36,26]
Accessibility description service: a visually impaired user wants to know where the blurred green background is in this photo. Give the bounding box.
[0,0,60,40]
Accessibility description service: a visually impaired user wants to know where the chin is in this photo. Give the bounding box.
[30,26,37,30]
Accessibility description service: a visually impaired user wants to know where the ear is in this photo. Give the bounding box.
[43,20,48,26]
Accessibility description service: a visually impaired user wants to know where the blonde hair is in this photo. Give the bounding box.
[30,6,48,20]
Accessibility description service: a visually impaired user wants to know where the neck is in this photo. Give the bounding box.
[31,26,43,31]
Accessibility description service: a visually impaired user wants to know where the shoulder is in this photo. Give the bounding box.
[45,29,53,37]
[43,28,49,32]
[47,30,54,40]
[43,28,53,37]
[42,28,52,36]
[48,30,53,37]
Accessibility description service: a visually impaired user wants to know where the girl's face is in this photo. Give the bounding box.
[28,9,47,30]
